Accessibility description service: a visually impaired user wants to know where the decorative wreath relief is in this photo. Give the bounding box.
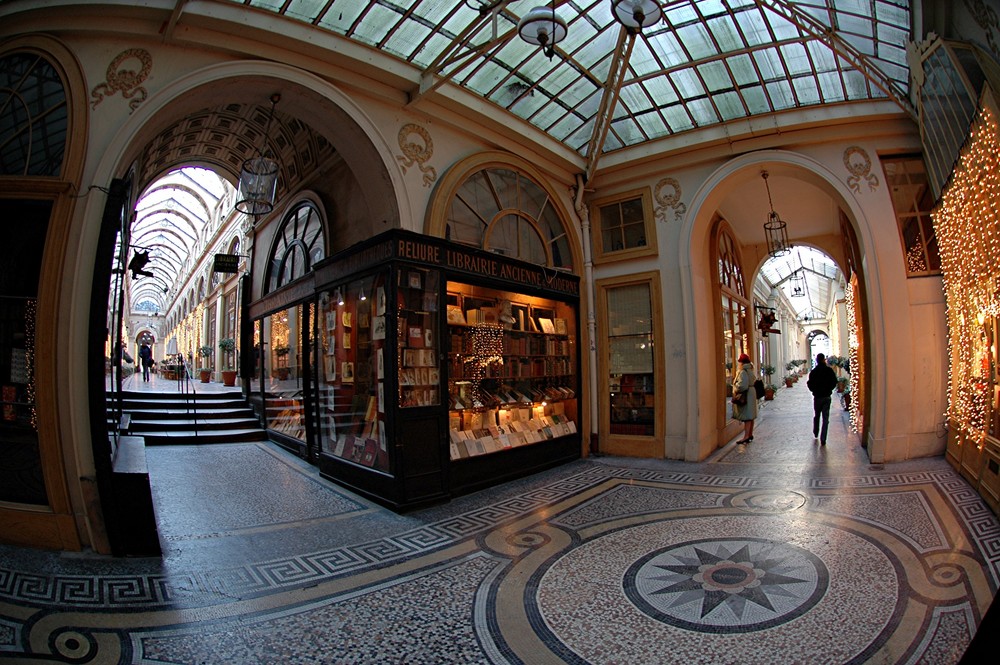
[90,48,152,113]
[844,146,880,193]
[654,177,686,223]
[396,123,437,187]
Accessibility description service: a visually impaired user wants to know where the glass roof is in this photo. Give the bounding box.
[226,0,911,168]
[758,245,842,321]
[128,167,234,313]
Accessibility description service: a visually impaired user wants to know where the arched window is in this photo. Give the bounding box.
[714,222,750,418]
[0,52,68,176]
[266,201,326,293]
[446,166,572,270]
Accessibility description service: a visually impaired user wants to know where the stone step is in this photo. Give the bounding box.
[142,428,270,445]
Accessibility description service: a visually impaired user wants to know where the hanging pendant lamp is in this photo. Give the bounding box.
[235,93,281,217]
[761,170,791,258]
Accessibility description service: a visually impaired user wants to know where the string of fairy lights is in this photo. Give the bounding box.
[844,278,861,434]
[933,99,1000,442]
[465,323,504,406]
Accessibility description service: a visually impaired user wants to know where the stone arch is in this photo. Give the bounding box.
[681,150,893,460]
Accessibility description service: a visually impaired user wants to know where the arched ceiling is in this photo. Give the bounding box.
[128,167,232,314]
[222,0,913,177]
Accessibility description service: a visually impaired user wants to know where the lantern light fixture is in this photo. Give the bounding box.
[761,170,791,258]
[517,4,568,59]
[235,93,281,217]
[611,0,663,32]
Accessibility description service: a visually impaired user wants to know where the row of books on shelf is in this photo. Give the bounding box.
[448,357,573,380]
[449,414,577,459]
[451,385,575,410]
[448,310,569,336]
[449,335,570,356]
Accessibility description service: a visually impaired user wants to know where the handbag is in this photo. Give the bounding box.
[732,390,747,406]
[753,379,765,399]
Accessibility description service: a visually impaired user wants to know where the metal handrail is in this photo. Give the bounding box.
[176,359,198,440]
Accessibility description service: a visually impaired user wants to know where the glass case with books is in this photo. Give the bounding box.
[445,282,578,460]
[310,229,581,510]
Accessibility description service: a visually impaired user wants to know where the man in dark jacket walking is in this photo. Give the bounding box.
[806,353,838,445]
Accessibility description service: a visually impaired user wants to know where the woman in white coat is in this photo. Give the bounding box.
[732,352,757,444]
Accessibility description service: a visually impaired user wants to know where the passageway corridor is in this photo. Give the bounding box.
[1,381,996,663]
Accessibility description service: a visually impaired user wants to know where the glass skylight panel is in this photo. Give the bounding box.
[766,80,797,110]
[706,15,746,53]
[781,43,813,76]
[697,60,734,93]
[685,97,718,127]
[609,117,647,145]
[629,40,664,78]
[663,103,696,133]
[664,2,699,25]
[619,82,655,112]
[383,22,433,61]
[675,22,718,61]
[728,54,759,86]
[633,108,668,138]
[753,48,787,83]
[741,86,771,114]
[565,116,598,150]
[672,67,707,100]
[792,76,822,105]
[649,30,690,69]
[843,70,873,100]
[644,75,680,105]
[714,91,747,121]
[817,71,847,102]
[734,7,773,48]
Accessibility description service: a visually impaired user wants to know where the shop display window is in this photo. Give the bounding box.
[263,305,306,441]
[397,268,441,409]
[445,281,578,460]
[607,284,654,436]
[317,274,388,472]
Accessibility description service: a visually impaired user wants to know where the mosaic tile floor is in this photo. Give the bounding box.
[2,382,998,663]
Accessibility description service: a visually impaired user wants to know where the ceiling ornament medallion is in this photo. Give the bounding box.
[90,48,152,113]
[396,123,437,187]
[844,146,880,193]
[963,0,999,57]
[654,177,686,223]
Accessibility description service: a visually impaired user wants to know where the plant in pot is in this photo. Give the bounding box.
[784,374,796,388]
[197,345,213,382]
[219,337,237,386]
[764,383,777,400]
[760,364,776,400]
[836,375,849,393]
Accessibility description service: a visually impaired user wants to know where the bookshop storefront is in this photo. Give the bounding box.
[248,229,582,510]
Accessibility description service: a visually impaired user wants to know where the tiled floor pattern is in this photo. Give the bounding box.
[2,381,998,663]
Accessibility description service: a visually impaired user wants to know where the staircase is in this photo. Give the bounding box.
[112,390,269,445]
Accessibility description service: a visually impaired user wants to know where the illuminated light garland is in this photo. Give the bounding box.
[844,282,861,433]
[933,100,1000,439]
[465,323,504,407]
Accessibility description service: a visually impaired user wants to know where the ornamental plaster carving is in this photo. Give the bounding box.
[843,146,879,193]
[965,0,999,57]
[396,123,437,187]
[654,177,686,223]
[90,48,152,113]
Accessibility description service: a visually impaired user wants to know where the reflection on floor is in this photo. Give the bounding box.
[2,380,998,663]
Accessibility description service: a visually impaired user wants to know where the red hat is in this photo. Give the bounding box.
[738,353,751,363]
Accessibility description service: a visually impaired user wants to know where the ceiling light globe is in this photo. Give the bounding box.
[517,6,568,47]
[611,0,663,29]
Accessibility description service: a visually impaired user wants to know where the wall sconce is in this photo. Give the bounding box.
[518,4,568,59]
[235,93,281,217]
[611,0,663,33]
[761,170,790,258]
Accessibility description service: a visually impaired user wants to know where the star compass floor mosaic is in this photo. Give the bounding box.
[0,437,998,664]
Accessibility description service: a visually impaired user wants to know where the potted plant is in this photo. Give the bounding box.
[837,375,849,393]
[764,383,777,400]
[219,337,237,386]
[784,374,795,388]
[197,345,213,382]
